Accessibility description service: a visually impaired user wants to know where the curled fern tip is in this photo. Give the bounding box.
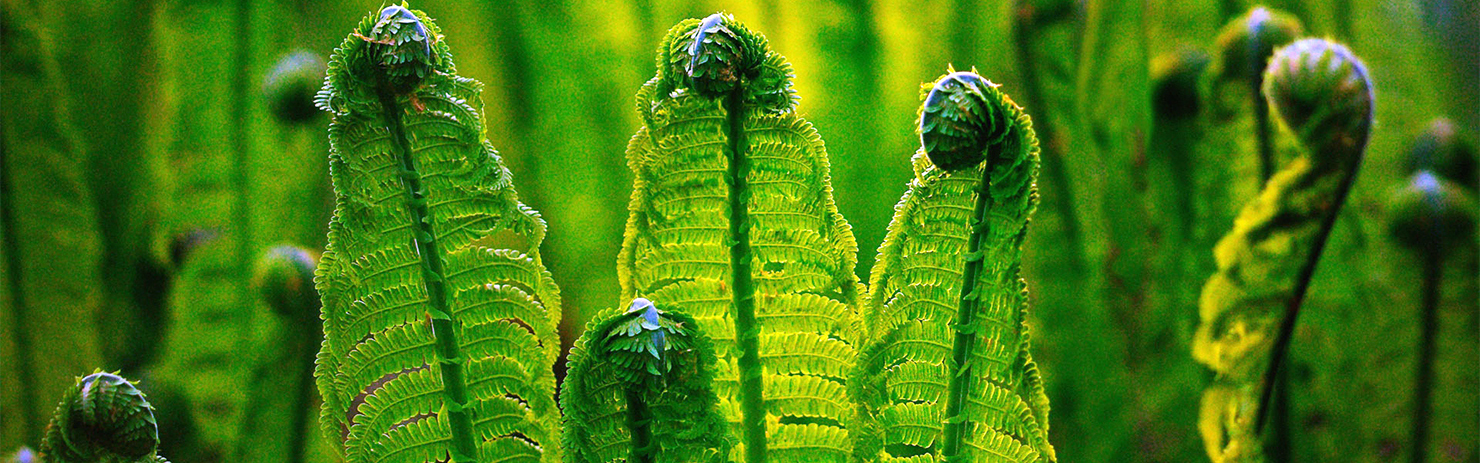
[920,71,1013,171]
[1263,38,1375,160]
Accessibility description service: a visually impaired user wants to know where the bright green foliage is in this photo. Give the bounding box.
[617,13,864,462]
[39,372,170,463]
[855,71,1053,462]
[0,0,106,450]
[1193,38,1373,463]
[561,298,730,462]
[313,4,562,462]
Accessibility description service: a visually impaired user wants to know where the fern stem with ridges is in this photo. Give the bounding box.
[722,87,767,463]
[374,88,479,462]
[939,137,995,460]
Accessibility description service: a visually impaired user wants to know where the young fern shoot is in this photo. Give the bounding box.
[561,298,730,462]
[39,372,170,463]
[855,70,1054,462]
[1193,39,1374,463]
[314,4,562,462]
[616,13,865,462]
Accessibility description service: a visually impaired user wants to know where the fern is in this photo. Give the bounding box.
[561,298,730,462]
[0,0,107,449]
[1192,38,1373,463]
[616,13,864,462]
[313,4,562,463]
[39,372,170,463]
[853,70,1053,463]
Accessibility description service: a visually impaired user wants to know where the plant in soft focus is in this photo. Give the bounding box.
[1193,38,1374,463]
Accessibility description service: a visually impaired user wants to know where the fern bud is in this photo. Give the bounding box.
[602,298,695,389]
[919,70,1014,171]
[1215,6,1303,82]
[1405,117,1478,189]
[8,448,35,463]
[1152,49,1210,120]
[252,245,321,320]
[40,372,164,463]
[1387,171,1477,251]
[264,51,327,124]
[1263,38,1375,162]
[682,13,752,97]
[357,3,438,91]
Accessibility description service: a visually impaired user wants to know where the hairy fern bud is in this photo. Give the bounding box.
[1263,38,1375,162]
[1387,171,1477,250]
[354,3,438,92]
[1215,7,1303,82]
[252,245,320,320]
[682,13,751,97]
[1405,117,1478,189]
[264,51,327,124]
[40,372,169,463]
[919,70,1017,171]
[1152,49,1211,119]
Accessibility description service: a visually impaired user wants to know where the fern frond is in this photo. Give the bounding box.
[856,70,1053,463]
[315,4,561,462]
[562,298,730,462]
[39,372,171,463]
[1193,38,1373,463]
[616,13,864,463]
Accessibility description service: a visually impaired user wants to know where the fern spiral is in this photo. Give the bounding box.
[1193,38,1373,463]
[618,13,864,462]
[856,70,1054,462]
[314,4,562,462]
[39,372,169,463]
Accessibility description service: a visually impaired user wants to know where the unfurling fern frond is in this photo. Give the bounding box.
[562,298,730,462]
[616,13,864,462]
[855,70,1054,463]
[1193,39,1373,463]
[39,372,170,463]
[314,4,561,463]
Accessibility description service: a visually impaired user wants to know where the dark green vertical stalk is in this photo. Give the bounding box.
[375,90,478,462]
[1249,30,1273,183]
[723,88,765,463]
[624,388,654,463]
[0,137,36,446]
[940,140,997,459]
[1411,239,1441,463]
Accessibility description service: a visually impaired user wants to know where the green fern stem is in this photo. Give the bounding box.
[721,86,767,463]
[939,151,994,460]
[373,86,478,462]
[623,387,655,463]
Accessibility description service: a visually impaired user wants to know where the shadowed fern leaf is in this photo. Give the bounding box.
[856,70,1054,462]
[313,4,561,462]
[1192,38,1373,463]
[561,298,730,462]
[616,13,864,463]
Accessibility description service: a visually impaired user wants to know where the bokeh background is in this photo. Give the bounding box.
[1,0,1476,461]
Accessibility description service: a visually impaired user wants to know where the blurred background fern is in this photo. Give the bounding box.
[0,0,1475,462]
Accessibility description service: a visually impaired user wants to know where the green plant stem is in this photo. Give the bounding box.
[940,135,999,459]
[288,319,321,463]
[1254,166,1360,433]
[1411,244,1441,463]
[0,136,37,445]
[1249,36,1273,184]
[376,90,478,462]
[625,387,654,463]
[722,88,765,463]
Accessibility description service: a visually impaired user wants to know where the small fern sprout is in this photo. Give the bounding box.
[252,245,320,320]
[40,372,170,463]
[1263,38,1375,163]
[1405,117,1478,190]
[1151,49,1211,120]
[354,3,440,92]
[918,69,1014,171]
[683,13,750,97]
[1215,7,1303,83]
[264,51,327,124]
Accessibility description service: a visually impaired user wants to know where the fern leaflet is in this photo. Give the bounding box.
[616,13,864,463]
[314,4,561,462]
[856,70,1054,462]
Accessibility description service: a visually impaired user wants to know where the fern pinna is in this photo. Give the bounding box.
[1193,39,1373,463]
[313,4,561,463]
[614,13,864,462]
[855,71,1054,462]
[561,298,730,462]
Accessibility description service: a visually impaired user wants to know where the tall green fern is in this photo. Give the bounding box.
[855,70,1054,463]
[313,4,562,462]
[1192,38,1373,463]
[616,13,864,462]
[561,298,730,462]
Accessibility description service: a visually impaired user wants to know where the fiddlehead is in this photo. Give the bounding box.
[1193,38,1374,463]
[264,51,328,125]
[857,70,1053,462]
[1216,6,1302,184]
[241,245,322,463]
[39,372,170,463]
[561,298,729,462]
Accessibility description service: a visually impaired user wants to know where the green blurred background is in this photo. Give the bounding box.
[1,0,1476,461]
